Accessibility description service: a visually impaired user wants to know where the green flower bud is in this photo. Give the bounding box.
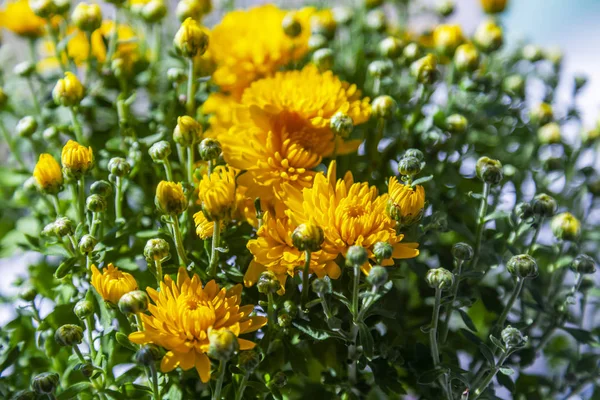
[332,6,353,26]
[404,148,424,162]
[71,3,102,32]
[141,0,167,23]
[148,142,171,165]
[373,242,393,263]
[365,9,386,32]
[531,193,557,218]
[292,223,324,252]
[135,345,162,366]
[436,0,455,17]
[452,242,473,261]
[312,277,332,295]
[282,12,302,38]
[403,43,421,63]
[54,0,70,14]
[312,48,334,72]
[476,156,503,185]
[426,268,454,290]
[144,238,170,262]
[31,372,60,394]
[14,61,36,77]
[30,0,56,18]
[530,103,554,126]
[174,17,209,58]
[551,212,581,241]
[522,44,543,62]
[283,300,298,318]
[371,95,397,119]
[582,128,600,146]
[55,324,84,346]
[410,54,438,84]
[330,112,354,138]
[54,217,74,237]
[16,116,38,138]
[379,36,403,59]
[501,325,527,348]
[271,371,288,388]
[199,138,222,161]
[454,43,479,72]
[74,299,94,319]
[346,245,368,267]
[445,114,468,134]
[19,286,38,302]
[503,74,525,97]
[365,0,383,9]
[238,350,261,373]
[90,180,112,198]
[308,34,328,51]
[53,72,85,107]
[86,194,106,213]
[537,122,561,144]
[174,0,208,21]
[474,19,503,52]
[367,265,388,288]
[570,254,596,275]
[78,234,97,254]
[310,12,336,39]
[80,363,95,378]
[108,157,131,177]
[118,290,149,314]
[208,329,239,361]
[368,60,393,79]
[398,156,422,176]
[257,271,280,294]
[507,254,538,279]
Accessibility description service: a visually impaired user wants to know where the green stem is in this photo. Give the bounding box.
[90,212,102,238]
[0,119,26,170]
[187,146,194,184]
[208,220,221,276]
[77,177,86,227]
[84,31,93,85]
[69,107,85,144]
[149,363,160,400]
[213,359,227,400]
[472,352,509,400]
[73,345,87,363]
[51,195,61,217]
[163,159,174,181]
[235,374,249,400]
[186,58,196,117]
[154,260,163,287]
[267,292,276,335]
[104,10,120,70]
[495,278,525,331]
[115,176,123,222]
[527,216,544,255]
[301,250,312,309]
[440,260,463,344]
[48,26,68,73]
[472,182,491,271]
[84,316,97,361]
[26,78,43,123]
[171,216,189,266]
[430,288,451,400]
[351,263,360,320]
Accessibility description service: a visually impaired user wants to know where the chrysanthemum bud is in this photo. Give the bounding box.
[283,300,298,318]
[311,11,336,39]
[368,60,393,79]
[476,156,503,185]
[118,290,149,314]
[71,3,102,32]
[312,48,334,72]
[86,194,106,213]
[238,350,260,373]
[433,24,464,56]
[410,54,438,84]
[271,371,288,388]
[174,18,209,58]
[503,74,525,97]
[452,242,473,261]
[537,122,561,144]
[332,6,353,25]
[148,141,171,163]
[501,325,527,348]
[515,202,533,221]
[445,114,468,134]
[312,277,332,295]
[33,154,63,194]
[582,128,600,146]
[19,286,37,302]
[208,329,239,361]
[80,363,95,378]
[55,324,83,346]
[42,127,59,142]
[551,212,581,241]
[30,0,56,18]
[53,72,85,107]
[330,112,354,138]
[426,268,454,290]
[481,0,507,13]
[436,0,455,16]
[141,0,167,23]
[144,238,170,262]
[90,180,112,198]
[54,217,74,237]
[74,299,94,319]
[373,242,393,263]
[155,181,187,215]
[346,245,368,267]
[135,345,161,366]
[545,47,563,68]
[14,61,36,77]
[16,116,38,138]
[61,140,93,177]
[54,0,70,14]
[31,372,59,394]
[365,0,383,8]
[379,36,403,59]
[404,148,424,162]
[454,43,480,72]
[292,223,324,252]
[367,265,388,288]
[371,95,397,119]
[403,43,421,63]
[474,19,503,52]
[571,254,596,275]
[108,157,131,177]
[198,138,222,161]
[398,156,422,177]
[507,254,538,279]
[365,10,386,32]
[173,116,202,146]
[531,193,557,218]
[79,234,97,254]
[282,12,302,38]
[308,34,328,51]
[522,44,543,62]
[175,0,200,21]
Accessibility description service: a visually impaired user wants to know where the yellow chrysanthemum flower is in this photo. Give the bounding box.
[198,165,237,221]
[128,267,267,382]
[283,161,419,274]
[245,211,340,293]
[61,140,93,176]
[91,264,138,305]
[386,176,426,226]
[209,5,314,97]
[156,181,187,215]
[33,153,63,194]
[481,0,507,14]
[0,0,45,38]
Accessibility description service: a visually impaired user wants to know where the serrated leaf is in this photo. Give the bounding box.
[358,322,374,359]
[292,322,331,341]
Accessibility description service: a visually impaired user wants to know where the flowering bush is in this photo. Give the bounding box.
[1,0,599,399]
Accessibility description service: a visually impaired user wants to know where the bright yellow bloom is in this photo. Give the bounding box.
[0,0,46,38]
[53,72,85,107]
[128,267,267,382]
[33,154,63,194]
[433,24,464,55]
[156,181,187,215]
[193,211,217,239]
[174,17,209,58]
[209,5,314,97]
[481,0,507,13]
[91,264,138,305]
[245,211,340,293]
[61,140,93,176]
[198,165,236,221]
[386,177,425,226]
[283,161,419,274]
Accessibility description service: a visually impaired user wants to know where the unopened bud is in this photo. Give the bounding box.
[515,202,533,221]
[365,10,386,32]
[522,44,543,62]
[537,122,561,144]
[368,60,393,79]
[454,43,479,72]
[282,12,302,38]
[445,114,468,134]
[79,234,98,254]
[149,141,172,163]
[476,156,503,185]
[199,138,222,161]
[312,48,334,72]
[433,24,464,56]
[373,242,393,263]
[90,180,112,198]
[108,157,131,177]
[379,36,403,59]
[531,193,557,218]
[53,72,85,107]
[436,0,455,17]
[30,0,56,18]
[371,95,397,119]
[167,67,186,83]
[208,329,239,361]
[174,116,202,146]
[141,0,167,23]
[367,265,388,288]
[330,112,354,138]
[16,116,38,138]
[312,277,332,295]
[398,156,422,176]
[271,371,288,388]
[135,345,161,366]
[507,254,538,279]
[31,372,60,394]
[452,242,473,261]
[410,54,438,84]
[257,271,280,295]
[345,245,368,267]
[174,18,209,58]
[503,74,525,97]
[292,223,324,252]
[55,324,83,346]
[71,3,102,32]
[403,43,420,63]
[571,254,596,275]
[308,34,328,51]
[54,217,74,237]
[474,19,503,52]
[19,287,38,302]
[118,290,149,314]
[501,325,527,348]
[86,194,106,213]
[144,238,170,262]
[238,350,260,373]
[426,268,454,290]
[74,299,94,319]
[551,212,581,242]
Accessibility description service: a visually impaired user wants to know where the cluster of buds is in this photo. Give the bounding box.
[43,217,74,238]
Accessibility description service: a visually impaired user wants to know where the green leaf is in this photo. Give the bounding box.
[499,367,514,375]
[411,175,433,186]
[89,288,114,333]
[57,382,93,399]
[489,335,505,352]
[292,322,331,341]
[0,346,20,373]
[478,344,495,366]
[460,328,482,345]
[484,210,510,222]
[417,368,447,385]
[358,322,375,359]
[54,257,78,279]
[562,327,598,345]
[115,332,136,351]
[458,309,478,332]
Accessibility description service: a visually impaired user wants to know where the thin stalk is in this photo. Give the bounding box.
[149,363,160,400]
[351,263,360,320]
[154,259,163,287]
[115,176,123,221]
[527,216,544,255]
[186,58,196,117]
[48,26,68,73]
[441,260,464,344]
[26,78,43,123]
[208,221,221,276]
[171,216,189,266]
[0,120,26,169]
[85,316,97,360]
[235,374,249,400]
[472,182,491,271]
[163,159,174,181]
[300,250,312,309]
[472,352,509,400]
[51,195,62,217]
[103,10,120,70]
[84,31,93,85]
[77,177,86,227]
[69,107,85,144]
[348,324,359,384]
[495,278,525,331]
[213,359,227,400]
[90,212,102,238]
[267,292,276,335]
[430,288,452,400]
[186,146,194,184]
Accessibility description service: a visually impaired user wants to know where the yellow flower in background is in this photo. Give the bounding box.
[128,267,267,382]
[209,5,314,97]
[61,140,93,176]
[91,264,138,305]
[481,0,507,14]
[0,0,46,38]
[386,176,425,226]
[551,212,581,242]
[433,24,464,56]
[53,72,85,107]
[284,161,419,274]
[156,181,187,215]
[33,154,63,194]
[202,92,246,139]
[198,165,236,221]
[245,211,340,293]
